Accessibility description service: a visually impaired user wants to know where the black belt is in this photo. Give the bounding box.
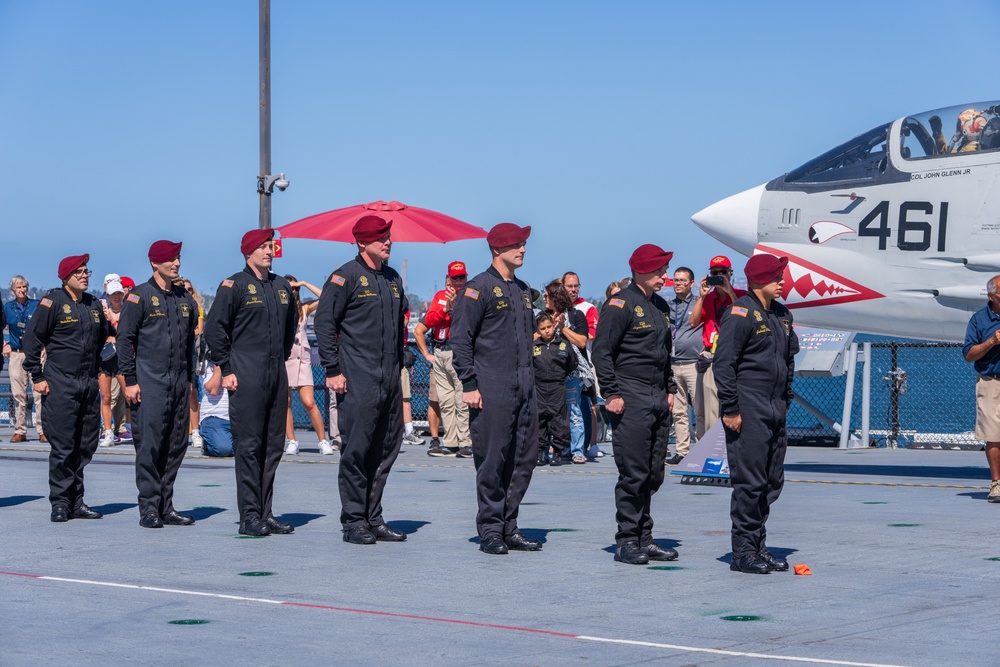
[435,342,451,352]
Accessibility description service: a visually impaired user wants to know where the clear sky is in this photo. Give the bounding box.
[2,1,998,302]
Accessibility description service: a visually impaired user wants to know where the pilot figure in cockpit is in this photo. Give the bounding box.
[932,109,988,154]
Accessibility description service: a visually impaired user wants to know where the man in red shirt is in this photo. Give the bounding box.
[563,271,602,458]
[415,261,472,457]
[691,255,746,440]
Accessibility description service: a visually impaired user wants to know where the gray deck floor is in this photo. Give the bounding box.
[1,430,997,666]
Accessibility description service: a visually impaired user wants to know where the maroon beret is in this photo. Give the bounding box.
[745,253,789,284]
[241,228,275,255]
[148,239,182,264]
[486,222,531,248]
[58,254,90,281]
[352,215,393,243]
[628,244,674,274]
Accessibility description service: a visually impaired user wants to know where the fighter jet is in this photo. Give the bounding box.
[692,100,1000,342]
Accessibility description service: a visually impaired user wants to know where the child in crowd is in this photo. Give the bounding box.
[532,312,577,466]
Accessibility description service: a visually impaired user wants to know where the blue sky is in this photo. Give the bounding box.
[2,1,998,301]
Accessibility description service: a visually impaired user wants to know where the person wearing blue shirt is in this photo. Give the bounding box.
[962,275,1000,503]
[3,275,44,443]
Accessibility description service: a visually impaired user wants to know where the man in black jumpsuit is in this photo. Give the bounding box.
[118,240,198,528]
[593,244,678,565]
[714,253,798,574]
[23,254,112,522]
[204,229,298,536]
[451,222,541,555]
[314,215,409,545]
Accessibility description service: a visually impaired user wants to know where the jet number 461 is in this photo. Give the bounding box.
[857,201,949,252]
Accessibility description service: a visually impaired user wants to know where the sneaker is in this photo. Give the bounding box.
[190,431,204,449]
[665,454,684,466]
[284,439,299,455]
[119,427,133,443]
[429,437,442,448]
[98,430,116,448]
[587,445,604,458]
[427,444,453,457]
[990,480,1000,503]
[402,432,424,446]
[456,446,474,458]
[318,439,335,455]
[330,440,341,452]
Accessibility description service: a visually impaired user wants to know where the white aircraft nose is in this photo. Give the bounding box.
[691,184,765,256]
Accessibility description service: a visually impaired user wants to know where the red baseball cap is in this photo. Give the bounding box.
[709,255,732,269]
[120,276,136,289]
[447,261,467,277]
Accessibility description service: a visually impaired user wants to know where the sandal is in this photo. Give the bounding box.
[572,454,587,464]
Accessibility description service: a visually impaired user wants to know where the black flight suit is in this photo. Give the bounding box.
[533,335,577,459]
[22,288,112,511]
[314,255,408,531]
[713,292,798,560]
[451,266,538,541]
[204,266,298,525]
[592,282,676,547]
[117,278,198,519]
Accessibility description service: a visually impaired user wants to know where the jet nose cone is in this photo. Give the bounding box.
[691,184,765,256]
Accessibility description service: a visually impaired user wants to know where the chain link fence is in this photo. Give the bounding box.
[3,339,979,449]
[789,337,979,449]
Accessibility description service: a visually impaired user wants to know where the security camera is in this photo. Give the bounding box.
[261,173,290,194]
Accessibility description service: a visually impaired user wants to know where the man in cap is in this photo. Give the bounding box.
[962,275,1000,503]
[414,260,471,457]
[204,229,298,536]
[23,255,114,522]
[593,244,678,565]
[714,253,798,574]
[691,255,746,440]
[4,274,45,443]
[451,222,541,555]
[315,215,410,545]
[117,240,199,528]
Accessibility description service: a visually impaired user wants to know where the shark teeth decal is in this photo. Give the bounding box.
[755,244,884,309]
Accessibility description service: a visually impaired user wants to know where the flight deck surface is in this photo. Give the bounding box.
[1,433,996,666]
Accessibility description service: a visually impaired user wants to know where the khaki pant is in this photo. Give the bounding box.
[8,350,43,436]
[434,349,470,449]
[327,390,341,442]
[671,361,698,456]
[976,375,1000,441]
[695,355,719,440]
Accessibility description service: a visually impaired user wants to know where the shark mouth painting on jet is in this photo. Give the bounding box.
[754,245,884,309]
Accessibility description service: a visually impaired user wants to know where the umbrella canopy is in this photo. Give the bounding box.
[277,200,487,244]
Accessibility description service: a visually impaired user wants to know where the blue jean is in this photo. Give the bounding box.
[565,376,585,457]
[200,416,233,457]
[581,390,593,448]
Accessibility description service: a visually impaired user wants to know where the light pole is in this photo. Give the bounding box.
[258,0,288,229]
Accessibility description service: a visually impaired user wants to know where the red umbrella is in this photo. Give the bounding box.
[276,200,487,243]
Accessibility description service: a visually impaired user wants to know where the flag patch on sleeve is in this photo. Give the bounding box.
[330,274,346,286]
[40,298,52,308]
[127,294,141,304]
[221,279,234,288]
[464,288,480,300]
[608,298,625,308]
[731,306,748,317]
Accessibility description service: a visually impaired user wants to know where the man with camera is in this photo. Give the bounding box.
[691,256,746,440]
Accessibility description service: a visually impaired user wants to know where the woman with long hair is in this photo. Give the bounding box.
[283,275,335,455]
[542,280,591,464]
[181,277,206,449]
